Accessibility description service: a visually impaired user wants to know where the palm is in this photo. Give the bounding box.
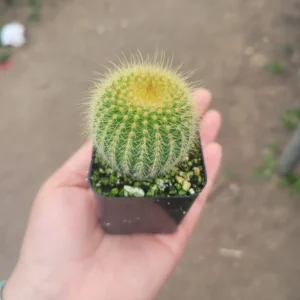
[7,90,222,300]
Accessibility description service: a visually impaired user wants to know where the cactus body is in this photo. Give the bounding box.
[88,55,198,179]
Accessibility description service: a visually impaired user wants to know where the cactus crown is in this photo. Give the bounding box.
[88,53,199,179]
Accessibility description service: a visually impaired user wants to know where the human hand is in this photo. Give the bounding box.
[3,89,222,300]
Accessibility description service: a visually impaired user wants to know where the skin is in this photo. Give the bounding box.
[3,89,222,300]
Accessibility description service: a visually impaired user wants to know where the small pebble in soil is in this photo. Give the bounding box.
[193,167,200,176]
[182,180,191,191]
[176,176,184,184]
[189,188,195,195]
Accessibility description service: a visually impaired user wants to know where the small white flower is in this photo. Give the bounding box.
[1,22,26,47]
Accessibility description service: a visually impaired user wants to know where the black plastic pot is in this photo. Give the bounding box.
[88,143,207,235]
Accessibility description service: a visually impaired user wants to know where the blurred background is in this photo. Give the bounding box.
[1,0,300,299]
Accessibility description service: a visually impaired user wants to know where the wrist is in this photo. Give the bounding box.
[2,266,57,300]
[2,275,42,300]
[2,260,74,300]
[0,281,7,300]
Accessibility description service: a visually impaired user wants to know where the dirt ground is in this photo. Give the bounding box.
[1,0,300,299]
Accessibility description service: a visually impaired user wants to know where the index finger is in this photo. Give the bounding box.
[44,140,93,190]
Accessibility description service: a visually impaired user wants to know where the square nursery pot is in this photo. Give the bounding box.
[88,140,207,235]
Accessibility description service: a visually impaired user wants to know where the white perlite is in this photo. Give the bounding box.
[124,185,145,197]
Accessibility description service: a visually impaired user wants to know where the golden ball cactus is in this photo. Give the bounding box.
[88,53,199,179]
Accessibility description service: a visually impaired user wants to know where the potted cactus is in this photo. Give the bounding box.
[87,54,207,234]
